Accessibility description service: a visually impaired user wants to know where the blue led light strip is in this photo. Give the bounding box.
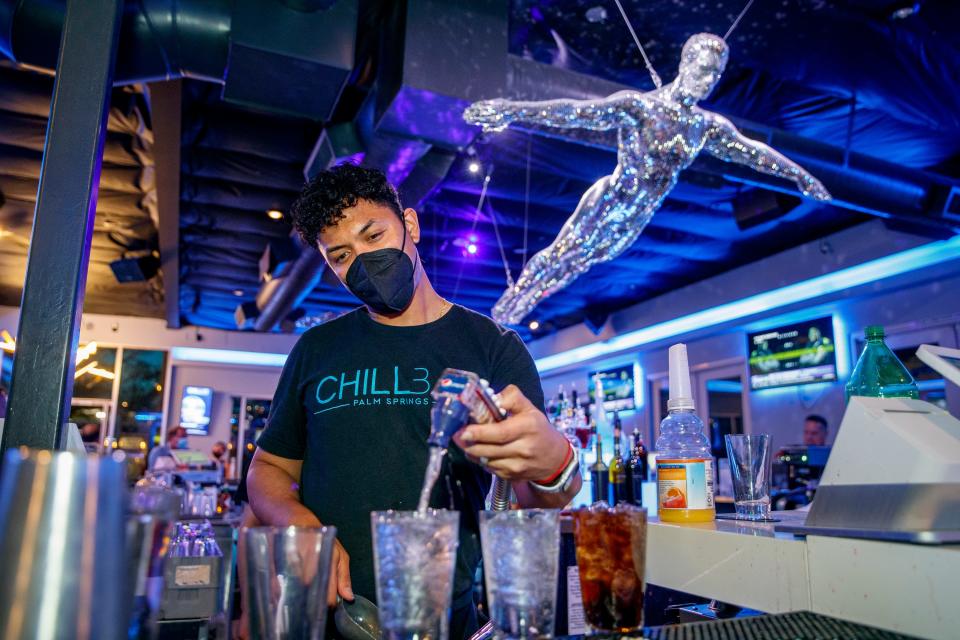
[170,347,288,367]
[535,234,960,373]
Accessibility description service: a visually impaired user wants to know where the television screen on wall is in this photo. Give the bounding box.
[180,385,213,435]
[587,364,636,413]
[748,316,838,390]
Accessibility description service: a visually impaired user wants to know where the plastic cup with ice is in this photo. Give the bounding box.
[480,510,561,640]
[372,509,460,640]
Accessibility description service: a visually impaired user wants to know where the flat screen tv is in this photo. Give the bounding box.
[748,316,838,390]
[587,364,637,413]
[180,385,213,435]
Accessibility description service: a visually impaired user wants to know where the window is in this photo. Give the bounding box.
[74,347,117,400]
[117,349,167,443]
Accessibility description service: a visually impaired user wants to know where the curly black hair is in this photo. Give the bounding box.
[289,163,403,248]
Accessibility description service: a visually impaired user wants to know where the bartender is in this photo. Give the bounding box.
[247,164,581,639]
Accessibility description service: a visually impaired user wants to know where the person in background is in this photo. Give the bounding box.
[78,421,100,443]
[211,440,231,479]
[0,386,7,416]
[803,414,829,446]
[148,426,188,470]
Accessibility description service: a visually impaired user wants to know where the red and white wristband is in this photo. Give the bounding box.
[530,442,579,494]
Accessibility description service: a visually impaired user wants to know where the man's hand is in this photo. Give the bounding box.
[463,99,511,133]
[328,539,354,607]
[452,385,569,482]
[800,175,831,201]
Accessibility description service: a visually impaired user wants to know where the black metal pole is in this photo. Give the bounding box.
[0,0,123,452]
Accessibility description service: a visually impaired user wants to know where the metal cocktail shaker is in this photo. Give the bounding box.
[0,448,129,639]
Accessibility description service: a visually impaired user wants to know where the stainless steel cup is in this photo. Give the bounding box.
[243,526,337,640]
[0,448,129,639]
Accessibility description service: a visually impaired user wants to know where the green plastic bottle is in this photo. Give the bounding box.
[845,326,919,403]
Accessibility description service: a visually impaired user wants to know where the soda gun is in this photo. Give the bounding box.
[429,368,511,511]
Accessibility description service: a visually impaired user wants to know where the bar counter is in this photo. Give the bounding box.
[644,511,960,640]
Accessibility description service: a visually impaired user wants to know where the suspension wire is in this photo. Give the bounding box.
[522,136,532,267]
[843,88,857,169]
[612,0,662,89]
[724,0,756,41]
[486,199,515,290]
[451,171,493,302]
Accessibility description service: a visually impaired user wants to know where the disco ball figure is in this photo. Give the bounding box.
[464,33,831,325]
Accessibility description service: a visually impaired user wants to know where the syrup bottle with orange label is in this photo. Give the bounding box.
[655,343,715,523]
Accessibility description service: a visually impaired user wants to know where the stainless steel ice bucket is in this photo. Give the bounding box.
[0,448,128,639]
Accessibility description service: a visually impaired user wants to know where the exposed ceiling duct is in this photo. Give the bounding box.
[0,0,357,119]
[2,0,362,332]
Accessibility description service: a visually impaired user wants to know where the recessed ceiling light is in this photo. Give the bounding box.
[267,209,284,220]
[233,289,244,296]
[585,6,607,22]
[468,161,481,174]
[529,320,541,331]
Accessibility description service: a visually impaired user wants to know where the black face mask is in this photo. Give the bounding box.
[344,219,417,314]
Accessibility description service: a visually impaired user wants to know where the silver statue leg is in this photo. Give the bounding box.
[494,177,618,325]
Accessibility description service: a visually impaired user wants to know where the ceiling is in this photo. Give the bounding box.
[0,63,163,318]
[1,0,958,339]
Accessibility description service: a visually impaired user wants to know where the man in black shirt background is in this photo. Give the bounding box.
[247,164,581,639]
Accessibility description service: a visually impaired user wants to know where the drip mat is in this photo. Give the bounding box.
[642,611,916,640]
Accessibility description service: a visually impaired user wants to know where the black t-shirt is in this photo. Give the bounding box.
[256,304,545,613]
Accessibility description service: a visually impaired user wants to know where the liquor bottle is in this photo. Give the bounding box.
[567,385,579,433]
[845,325,920,402]
[556,385,567,423]
[656,344,715,523]
[589,425,609,504]
[608,413,627,505]
[624,429,648,506]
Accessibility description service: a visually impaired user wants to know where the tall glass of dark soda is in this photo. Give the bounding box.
[572,504,646,633]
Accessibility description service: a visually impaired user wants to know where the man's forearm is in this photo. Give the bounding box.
[247,458,320,526]
[506,98,628,131]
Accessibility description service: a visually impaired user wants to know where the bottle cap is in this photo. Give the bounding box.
[667,343,695,411]
[865,325,884,340]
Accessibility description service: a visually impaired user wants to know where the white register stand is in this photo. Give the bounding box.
[646,509,960,639]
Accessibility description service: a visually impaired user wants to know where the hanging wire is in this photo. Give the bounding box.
[486,199,515,290]
[522,136,532,267]
[612,0,662,89]
[723,0,757,41]
[843,88,857,169]
[451,171,493,302]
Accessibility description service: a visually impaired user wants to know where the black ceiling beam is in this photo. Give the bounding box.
[150,79,183,329]
[182,147,307,192]
[179,203,294,236]
[2,0,123,453]
[180,175,301,212]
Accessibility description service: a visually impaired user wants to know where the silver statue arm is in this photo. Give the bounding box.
[463,90,643,133]
[704,115,832,201]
